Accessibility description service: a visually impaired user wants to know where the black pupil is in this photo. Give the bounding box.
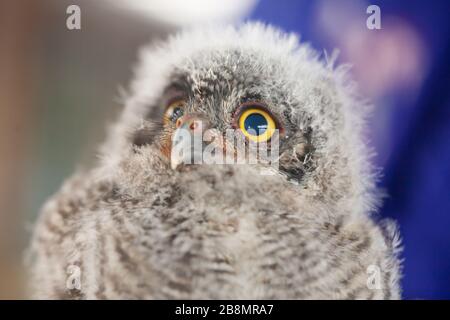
[244,113,267,136]
[171,107,184,122]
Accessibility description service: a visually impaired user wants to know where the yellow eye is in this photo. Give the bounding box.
[163,100,186,125]
[238,107,276,142]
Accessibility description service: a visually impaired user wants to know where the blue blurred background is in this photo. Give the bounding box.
[0,0,448,299]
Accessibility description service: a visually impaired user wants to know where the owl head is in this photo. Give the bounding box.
[99,23,378,218]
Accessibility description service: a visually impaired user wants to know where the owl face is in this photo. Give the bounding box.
[130,48,311,182]
[105,24,375,213]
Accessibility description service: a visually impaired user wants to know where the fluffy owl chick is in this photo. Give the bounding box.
[28,23,402,299]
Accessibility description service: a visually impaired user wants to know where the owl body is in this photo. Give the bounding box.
[29,23,401,299]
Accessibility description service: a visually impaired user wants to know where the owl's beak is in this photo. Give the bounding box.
[170,115,209,170]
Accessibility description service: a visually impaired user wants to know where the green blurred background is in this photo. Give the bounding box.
[0,0,172,298]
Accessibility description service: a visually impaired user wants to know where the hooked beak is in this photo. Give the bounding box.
[170,115,209,170]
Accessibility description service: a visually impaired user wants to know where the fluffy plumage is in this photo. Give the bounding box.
[28,23,402,299]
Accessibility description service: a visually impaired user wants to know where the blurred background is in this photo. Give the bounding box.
[0,0,448,299]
